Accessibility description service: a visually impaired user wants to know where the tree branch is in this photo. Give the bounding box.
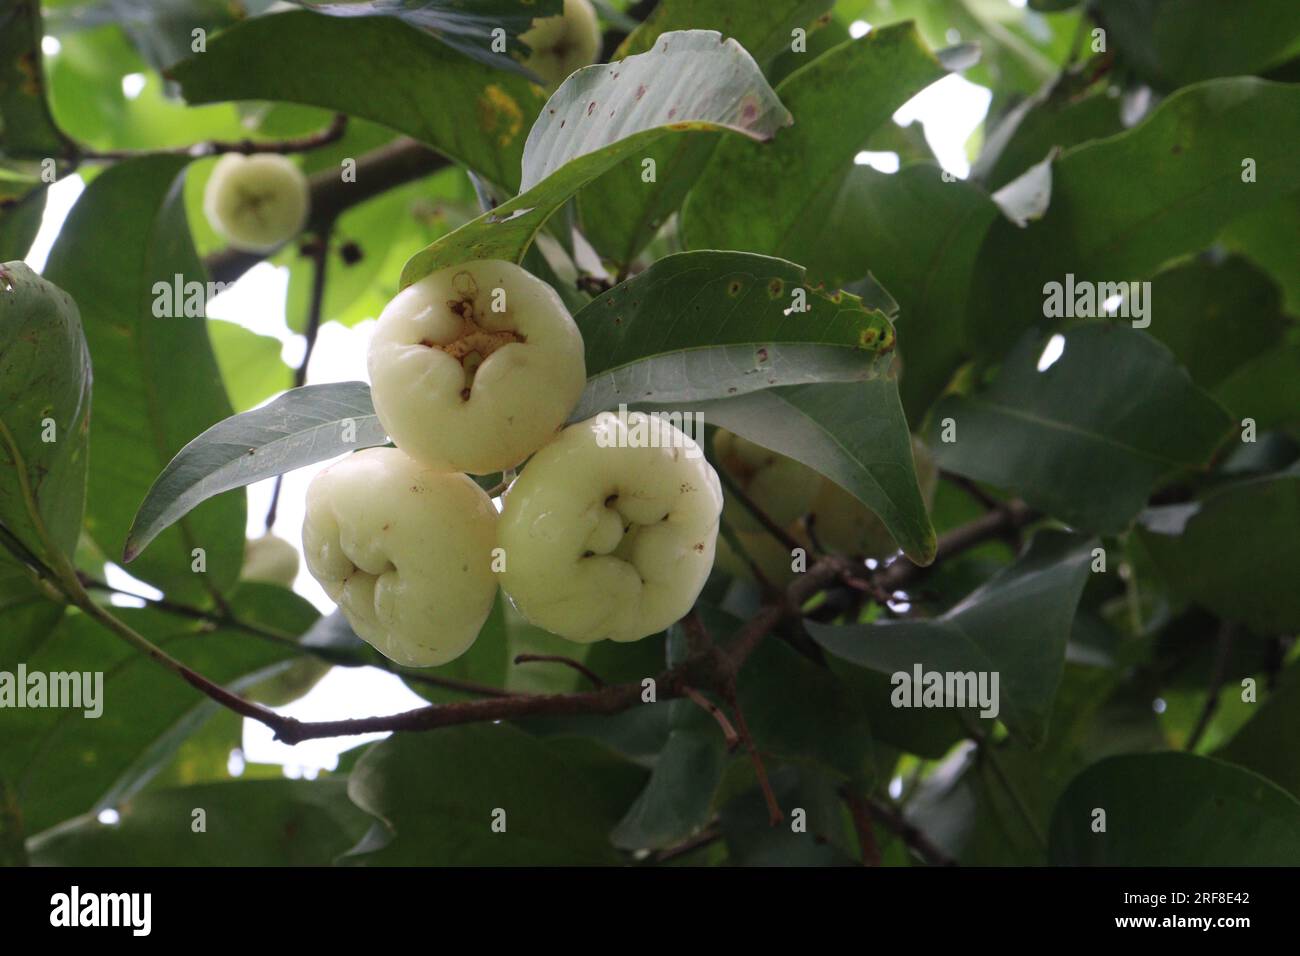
[74,113,349,163]
[867,796,956,867]
[513,653,607,688]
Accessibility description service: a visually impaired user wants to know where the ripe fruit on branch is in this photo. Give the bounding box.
[712,429,819,535]
[301,447,498,666]
[241,532,300,587]
[498,411,723,643]
[367,259,586,475]
[520,0,602,88]
[202,153,310,252]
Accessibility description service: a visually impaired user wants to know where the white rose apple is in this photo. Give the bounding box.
[498,411,722,643]
[202,153,310,252]
[520,0,602,88]
[301,447,498,666]
[367,259,586,475]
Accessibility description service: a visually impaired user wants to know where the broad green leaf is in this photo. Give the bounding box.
[1049,752,1300,865]
[801,164,1000,424]
[1217,657,1300,798]
[719,765,857,866]
[1142,256,1289,389]
[0,0,67,158]
[29,778,370,866]
[124,381,387,563]
[966,79,1300,359]
[0,262,90,567]
[737,637,873,781]
[400,29,792,285]
[0,173,47,261]
[1213,345,1300,433]
[808,531,1095,744]
[0,584,317,835]
[345,723,646,864]
[974,81,1123,191]
[207,319,291,414]
[570,251,896,419]
[680,23,950,287]
[662,378,936,564]
[578,0,834,269]
[1137,470,1300,634]
[930,323,1233,535]
[1220,190,1300,316]
[84,0,244,73]
[1093,0,1300,90]
[171,10,548,193]
[44,156,245,600]
[291,0,562,76]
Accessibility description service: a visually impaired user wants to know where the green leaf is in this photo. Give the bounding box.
[400,29,791,285]
[0,174,48,261]
[571,251,896,419]
[577,0,834,269]
[719,764,856,866]
[1093,0,1300,90]
[1213,345,1300,433]
[804,164,1001,424]
[0,584,318,835]
[345,723,646,864]
[1048,752,1300,865]
[207,319,291,414]
[1220,189,1300,316]
[0,262,91,567]
[1137,469,1300,634]
[1217,657,1300,798]
[0,0,67,158]
[680,23,951,288]
[930,323,1233,535]
[664,378,936,564]
[1142,256,1289,389]
[809,531,1095,744]
[124,381,387,564]
[95,0,244,73]
[171,10,548,193]
[29,778,371,866]
[966,79,1300,359]
[44,155,245,600]
[292,0,562,75]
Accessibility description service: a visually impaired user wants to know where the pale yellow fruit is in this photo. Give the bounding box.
[241,533,300,587]
[498,411,722,643]
[367,260,586,475]
[520,0,602,87]
[203,153,310,252]
[301,447,498,667]
[712,429,820,535]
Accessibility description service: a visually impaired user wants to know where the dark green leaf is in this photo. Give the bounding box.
[930,323,1233,534]
[1137,469,1300,634]
[0,1,66,158]
[1048,752,1300,865]
[680,23,950,288]
[0,262,91,566]
[29,778,370,865]
[345,723,646,864]
[810,531,1095,744]
[124,382,386,563]
[571,251,896,418]
[1217,657,1300,798]
[172,10,548,192]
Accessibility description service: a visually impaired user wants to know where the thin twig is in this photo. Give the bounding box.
[682,686,740,750]
[841,789,882,866]
[867,797,956,867]
[1185,621,1236,752]
[653,824,723,863]
[725,685,781,825]
[715,465,806,557]
[513,653,607,688]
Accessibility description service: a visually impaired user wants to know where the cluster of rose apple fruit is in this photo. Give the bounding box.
[202,0,929,669]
